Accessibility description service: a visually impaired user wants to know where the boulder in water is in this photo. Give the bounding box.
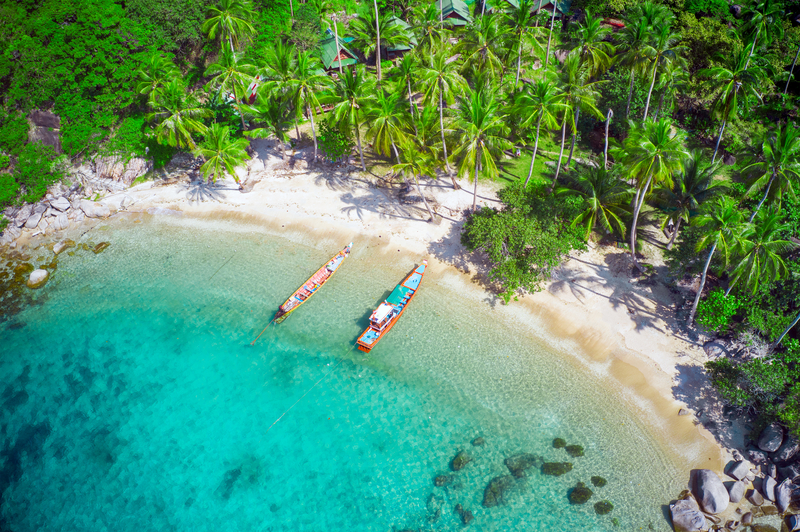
[542,462,573,476]
[591,476,607,487]
[426,493,442,522]
[728,480,746,503]
[552,438,566,448]
[759,423,784,453]
[568,482,593,504]
[482,475,515,508]
[92,242,110,254]
[670,497,707,532]
[751,525,778,532]
[594,500,614,515]
[692,469,728,514]
[471,437,485,447]
[450,451,472,471]
[565,444,584,457]
[27,269,49,289]
[504,453,541,479]
[434,474,452,487]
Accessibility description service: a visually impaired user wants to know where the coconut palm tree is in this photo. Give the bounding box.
[513,76,565,187]
[327,66,375,172]
[699,44,766,163]
[350,6,410,81]
[641,23,685,122]
[450,88,512,211]
[543,0,559,70]
[504,0,544,90]
[741,123,800,222]
[553,54,604,180]
[457,13,510,81]
[136,52,179,105]
[392,54,420,120]
[616,17,651,119]
[556,167,633,240]
[652,150,724,250]
[727,208,794,296]
[194,123,251,186]
[562,10,615,79]
[741,0,784,70]
[651,59,688,122]
[393,138,438,222]
[413,3,449,51]
[419,48,468,188]
[290,51,331,162]
[364,89,410,164]
[202,0,257,55]
[147,79,212,150]
[613,117,688,266]
[686,194,748,326]
[242,97,294,161]
[205,49,256,130]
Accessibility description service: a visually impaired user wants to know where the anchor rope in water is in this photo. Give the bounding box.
[264,343,360,434]
[209,250,236,281]
[250,319,275,346]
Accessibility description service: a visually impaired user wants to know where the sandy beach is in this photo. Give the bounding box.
[11,138,733,479]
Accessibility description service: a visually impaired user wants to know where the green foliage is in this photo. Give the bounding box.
[461,184,586,303]
[0,155,10,170]
[291,3,322,52]
[13,142,66,204]
[0,173,20,209]
[318,122,352,161]
[676,12,735,73]
[127,0,212,52]
[0,215,8,233]
[683,0,727,15]
[697,289,742,333]
[101,115,148,160]
[249,1,292,52]
[598,69,647,134]
[0,110,29,156]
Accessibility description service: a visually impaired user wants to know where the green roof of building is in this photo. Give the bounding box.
[532,0,571,14]
[437,0,473,26]
[319,36,358,70]
[386,16,419,52]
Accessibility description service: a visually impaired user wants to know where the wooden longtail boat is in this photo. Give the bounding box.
[273,243,353,324]
[356,260,427,353]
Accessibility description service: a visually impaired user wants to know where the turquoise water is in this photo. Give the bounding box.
[0,215,680,531]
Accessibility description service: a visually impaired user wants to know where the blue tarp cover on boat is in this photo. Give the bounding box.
[402,272,422,290]
[359,329,380,344]
[386,285,413,306]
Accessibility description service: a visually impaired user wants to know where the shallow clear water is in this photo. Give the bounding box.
[1,215,680,531]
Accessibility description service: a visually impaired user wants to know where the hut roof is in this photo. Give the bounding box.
[387,16,419,52]
[319,35,358,70]
[437,0,473,26]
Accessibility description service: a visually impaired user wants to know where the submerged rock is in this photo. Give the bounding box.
[542,462,573,476]
[552,438,566,449]
[93,242,110,254]
[591,476,607,488]
[471,437,485,447]
[670,497,707,532]
[758,423,784,453]
[594,500,614,515]
[426,493,443,522]
[27,269,48,289]
[692,469,728,514]
[751,525,778,532]
[482,475,515,508]
[53,239,74,255]
[450,451,472,471]
[568,482,593,504]
[454,504,474,526]
[565,444,584,458]
[434,474,452,487]
[504,453,541,479]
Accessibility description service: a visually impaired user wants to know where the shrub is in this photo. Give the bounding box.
[14,142,66,204]
[102,115,148,161]
[0,173,21,209]
[684,0,727,15]
[598,69,648,135]
[676,12,736,74]
[0,215,8,233]
[0,154,10,169]
[697,289,742,333]
[318,122,353,162]
[0,110,28,156]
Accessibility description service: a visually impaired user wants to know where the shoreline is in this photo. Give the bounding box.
[4,141,731,479]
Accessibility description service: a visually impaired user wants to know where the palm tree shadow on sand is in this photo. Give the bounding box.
[181,180,232,203]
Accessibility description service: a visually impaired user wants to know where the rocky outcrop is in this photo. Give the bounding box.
[27,269,48,288]
[483,476,515,508]
[450,451,471,471]
[670,497,707,532]
[773,435,800,464]
[568,482,593,504]
[28,110,62,153]
[80,200,111,218]
[728,480,746,503]
[692,469,728,514]
[504,453,541,478]
[541,462,573,476]
[94,156,152,186]
[759,423,784,453]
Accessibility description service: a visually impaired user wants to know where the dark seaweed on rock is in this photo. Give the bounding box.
[565,444,584,457]
[541,462,573,476]
[552,438,566,448]
[568,482,593,504]
[591,476,607,487]
[594,500,614,515]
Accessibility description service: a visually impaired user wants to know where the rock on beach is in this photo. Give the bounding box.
[758,423,784,453]
[728,480,746,503]
[692,469,728,514]
[727,460,750,481]
[762,475,777,501]
[773,435,800,464]
[27,269,48,289]
[670,497,707,532]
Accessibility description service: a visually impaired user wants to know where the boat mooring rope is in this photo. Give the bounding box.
[264,343,359,434]
[209,250,236,281]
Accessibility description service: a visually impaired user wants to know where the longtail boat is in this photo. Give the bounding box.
[356,260,427,353]
[273,243,353,324]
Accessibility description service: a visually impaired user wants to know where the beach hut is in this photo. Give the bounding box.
[436,0,473,27]
[386,16,419,60]
[318,34,359,75]
[532,0,572,20]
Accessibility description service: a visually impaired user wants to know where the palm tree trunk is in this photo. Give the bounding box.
[439,84,457,189]
[515,39,523,90]
[772,309,800,349]
[566,107,580,169]
[744,26,759,71]
[374,0,382,81]
[472,145,482,211]
[391,141,403,166]
[643,59,659,122]
[307,102,318,162]
[748,172,776,223]
[629,174,653,266]
[525,112,543,187]
[415,175,436,222]
[666,216,681,250]
[407,79,417,118]
[653,90,665,122]
[687,240,718,326]
[289,0,294,23]
[544,7,558,71]
[295,120,302,144]
[356,126,366,172]
[603,109,613,169]
[625,68,636,119]
[711,117,727,164]
[784,44,800,95]
[334,22,343,75]
[551,115,568,188]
